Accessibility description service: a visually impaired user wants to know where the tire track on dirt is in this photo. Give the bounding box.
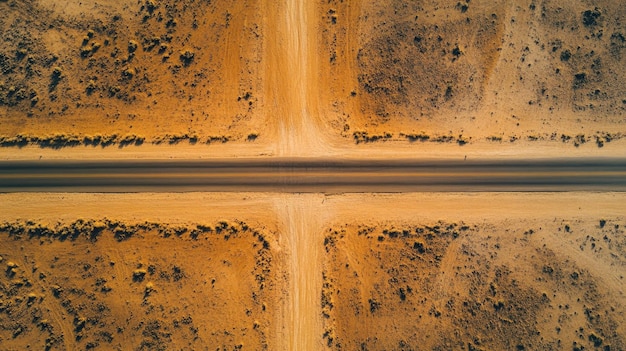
[265,0,333,157]
[274,194,327,350]
[28,258,78,350]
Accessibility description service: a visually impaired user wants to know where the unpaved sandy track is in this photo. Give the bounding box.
[274,194,329,351]
[263,0,341,346]
[265,0,334,157]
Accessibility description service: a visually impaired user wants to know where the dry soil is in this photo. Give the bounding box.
[1,0,626,350]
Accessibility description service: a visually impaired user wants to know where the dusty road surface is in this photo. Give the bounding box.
[274,195,330,351]
[1,158,626,192]
[264,0,333,157]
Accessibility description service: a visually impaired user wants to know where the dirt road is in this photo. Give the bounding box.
[265,0,332,157]
[263,0,331,346]
[2,158,626,192]
[274,195,329,351]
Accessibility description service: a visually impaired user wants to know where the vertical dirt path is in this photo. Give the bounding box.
[261,0,336,347]
[274,194,328,350]
[262,1,334,346]
[264,0,331,157]
[221,0,247,119]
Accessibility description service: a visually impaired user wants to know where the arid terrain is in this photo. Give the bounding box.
[322,219,626,350]
[1,193,625,350]
[1,0,626,350]
[0,0,266,146]
[0,219,278,350]
[320,0,626,147]
[1,0,626,155]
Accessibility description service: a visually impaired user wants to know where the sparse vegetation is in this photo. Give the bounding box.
[400,132,430,142]
[0,133,239,148]
[582,8,601,27]
[353,131,393,144]
[0,0,263,146]
[247,132,259,141]
[179,49,195,65]
[0,218,274,350]
[322,219,626,350]
[127,40,139,53]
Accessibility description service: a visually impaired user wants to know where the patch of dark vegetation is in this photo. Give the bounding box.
[321,271,335,319]
[0,219,253,243]
[573,72,587,89]
[432,135,455,143]
[486,132,624,148]
[353,131,393,144]
[368,298,381,313]
[574,134,587,147]
[0,134,135,149]
[138,319,171,351]
[582,8,601,27]
[48,67,63,92]
[152,134,229,145]
[400,132,430,142]
[486,135,503,142]
[0,132,241,148]
[455,2,469,13]
[179,49,195,66]
[451,46,462,58]
[456,135,469,145]
[397,132,471,145]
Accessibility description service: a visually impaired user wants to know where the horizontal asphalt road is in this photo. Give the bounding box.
[1,158,625,192]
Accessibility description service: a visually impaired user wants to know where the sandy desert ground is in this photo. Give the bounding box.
[319,0,626,147]
[1,0,625,156]
[1,0,626,350]
[0,0,266,146]
[322,219,626,350]
[0,219,278,350]
[1,193,625,350]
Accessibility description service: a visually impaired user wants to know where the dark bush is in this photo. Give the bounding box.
[582,8,601,27]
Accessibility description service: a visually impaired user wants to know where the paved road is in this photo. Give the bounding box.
[1,158,625,192]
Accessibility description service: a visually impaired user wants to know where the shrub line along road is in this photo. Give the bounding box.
[1,158,626,192]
